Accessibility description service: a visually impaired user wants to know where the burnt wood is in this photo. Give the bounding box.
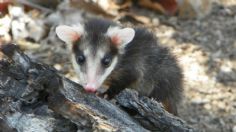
[0,44,193,132]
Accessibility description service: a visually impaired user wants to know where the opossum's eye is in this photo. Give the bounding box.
[101,55,112,67]
[77,55,86,65]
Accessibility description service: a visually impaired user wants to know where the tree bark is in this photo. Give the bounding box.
[0,44,193,132]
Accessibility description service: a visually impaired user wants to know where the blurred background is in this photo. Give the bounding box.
[0,0,235,131]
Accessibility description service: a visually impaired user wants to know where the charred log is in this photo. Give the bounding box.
[0,43,193,132]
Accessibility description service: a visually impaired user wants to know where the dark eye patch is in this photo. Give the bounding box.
[101,53,113,68]
[76,54,86,65]
[72,43,86,65]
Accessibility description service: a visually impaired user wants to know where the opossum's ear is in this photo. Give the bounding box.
[56,24,84,44]
[107,27,135,49]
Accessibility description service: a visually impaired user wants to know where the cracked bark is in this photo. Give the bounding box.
[0,44,193,132]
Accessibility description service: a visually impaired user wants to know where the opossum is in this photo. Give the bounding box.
[55,18,183,115]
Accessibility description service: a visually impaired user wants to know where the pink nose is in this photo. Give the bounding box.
[84,84,96,93]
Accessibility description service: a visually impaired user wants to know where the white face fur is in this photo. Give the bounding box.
[71,47,118,92]
[56,23,135,92]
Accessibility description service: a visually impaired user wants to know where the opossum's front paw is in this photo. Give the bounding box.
[95,92,109,99]
[103,94,109,99]
[95,86,110,99]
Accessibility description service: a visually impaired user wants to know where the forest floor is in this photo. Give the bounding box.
[1,0,236,131]
[126,2,236,131]
[162,4,236,132]
[155,2,236,132]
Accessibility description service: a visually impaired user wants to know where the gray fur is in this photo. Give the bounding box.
[72,18,183,114]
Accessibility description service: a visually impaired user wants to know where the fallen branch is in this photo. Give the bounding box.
[116,89,193,131]
[0,44,193,132]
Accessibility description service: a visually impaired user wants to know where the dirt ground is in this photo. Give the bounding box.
[155,2,236,132]
[1,0,236,131]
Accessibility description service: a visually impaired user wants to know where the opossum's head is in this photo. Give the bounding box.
[56,21,135,93]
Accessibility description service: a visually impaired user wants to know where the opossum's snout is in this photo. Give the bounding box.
[84,84,97,93]
[84,80,99,93]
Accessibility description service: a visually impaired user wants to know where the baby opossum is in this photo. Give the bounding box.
[55,18,183,115]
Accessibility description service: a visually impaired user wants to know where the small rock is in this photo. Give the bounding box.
[204,104,212,110]
[152,18,160,25]
[191,98,209,105]
[54,64,62,71]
